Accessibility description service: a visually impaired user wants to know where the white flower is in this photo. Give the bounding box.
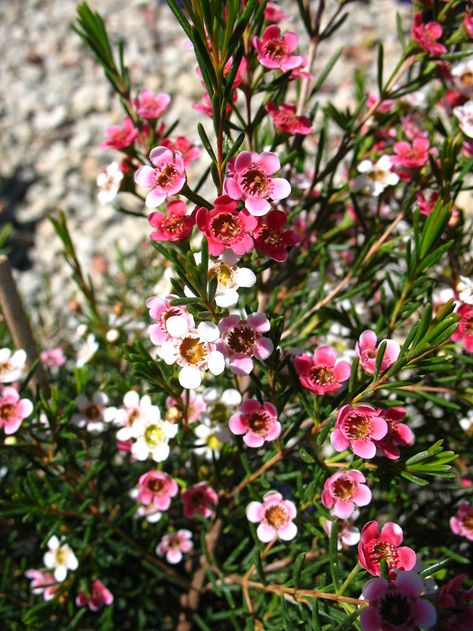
[76,334,98,368]
[114,391,160,440]
[97,161,124,205]
[454,100,473,138]
[356,155,400,196]
[129,415,178,462]
[209,250,257,308]
[194,422,231,460]
[72,392,115,434]
[457,276,473,305]
[451,60,473,97]
[43,536,78,582]
[0,348,27,383]
[459,410,473,433]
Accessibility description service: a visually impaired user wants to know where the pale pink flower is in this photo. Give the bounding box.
[217,313,274,375]
[358,521,417,577]
[224,151,291,216]
[96,161,124,204]
[134,90,171,119]
[72,392,114,434]
[355,330,400,375]
[253,210,300,262]
[156,530,193,564]
[229,399,280,448]
[450,501,473,541]
[331,404,388,459]
[182,482,218,519]
[147,294,195,346]
[391,137,431,169]
[321,470,371,519]
[246,490,297,542]
[452,303,473,352]
[148,200,194,242]
[40,347,66,368]
[252,25,304,72]
[454,101,473,139]
[0,348,26,383]
[266,102,312,135]
[76,580,113,611]
[25,569,58,601]
[374,407,414,460]
[0,386,33,435]
[134,146,186,208]
[165,390,205,424]
[102,117,138,150]
[411,12,447,57]
[137,470,178,508]
[294,347,351,396]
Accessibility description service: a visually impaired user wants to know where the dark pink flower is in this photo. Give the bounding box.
[436,573,473,630]
[355,330,400,375]
[391,137,431,169]
[147,294,195,346]
[182,482,218,519]
[265,102,312,135]
[156,530,193,564]
[134,146,186,208]
[450,501,473,541]
[253,210,299,262]
[137,470,178,508]
[161,136,201,166]
[0,386,33,435]
[252,25,304,72]
[246,490,297,542]
[76,580,113,611]
[374,407,414,460]
[224,151,291,216]
[360,571,437,631]
[134,90,171,119]
[229,399,280,448]
[102,117,138,150]
[194,92,235,118]
[148,200,194,242]
[294,347,351,396]
[321,470,371,519]
[25,569,58,601]
[358,521,417,577]
[217,313,274,375]
[411,12,447,57]
[452,304,473,352]
[195,195,257,256]
[331,404,388,459]
[263,1,290,23]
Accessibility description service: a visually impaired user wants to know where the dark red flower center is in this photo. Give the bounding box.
[210,212,242,241]
[369,539,399,568]
[343,413,371,440]
[156,163,178,188]
[461,511,473,530]
[162,216,186,234]
[378,591,413,626]
[86,404,102,420]
[227,326,255,354]
[255,226,284,249]
[0,403,16,421]
[248,411,272,435]
[148,478,166,493]
[180,337,207,365]
[265,504,287,528]
[332,475,356,501]
[460,71,473,87]
[240,166,271,196]
[309,365,335,386]
[263,39,286,62]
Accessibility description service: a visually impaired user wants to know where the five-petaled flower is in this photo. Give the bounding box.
[331,404,388,459]
[148,200,194,242]
[137,470,178,509]
[253,25,304,72]
[102,117,138,150]
[355,330,400,375]
[229,399,281,448]
[217,313,274,375]
[411,12,447,57]
[358,521,417,577]
[156,530,193,564]
[265,102,312,136]
[182,482,218,519]
[294,346,351,396]
[253,210,300,262]
[43,536,79,583]
[196,195,257,255]
[0,386,33,435]
[246,490,297,542]
[135,146,186,208]
[321,470,372,519]
[134,89,171,119]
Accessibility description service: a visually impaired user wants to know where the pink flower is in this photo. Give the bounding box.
[25,569,58,601]
[0,386,33,435]
[182,482,218,519]
[246,490,297,542]
[465,9,473,39]
[358,521,417,577]
[134,146,186,208]
[451,304,473,352]
[331,405,388,459]
[161,136,201,166]
[194,92,235,118]
[411,12,447,57]
[224,151,291,216]
[217,313,274,375]
[229,399,280,448]
[195,195,257,256]
[40,347,66,368]
[253,210,300,262]
[264,1,290,23]
[391,137,431,169]
[265,102,312,135]
[321,470,371,519]
[294,347,351,396]
[148,200,194,242]
[156,530,193,564]
[134,90,171,119]
[374,407,414,460]
[450,501,473,541]
[137,470,178,508]
[76,580,114,611]
[436,573,473,630]
[102,117,138,150]
[355,330,400,375]
[147,294,195,346]
[360,571,437,631]
[252,25,304,72]
[165,390,205,424]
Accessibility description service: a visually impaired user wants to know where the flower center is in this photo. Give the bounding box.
[0,403,16,421]
[264,39,285,62]
[343,413,371,440]
[265,504,287,528]
[460,71,473,86]
[209,264,234,287]
[331,475,356,501]
[369,540,399,568]
[0,362,12,377]
[145,424,166,446]
[227,326,255,354]
[54,548,68,566]
[179,337,207,365]
[86,404,102,420]
[378,592,413,626]
[210,213,242,241]
[155,163,178,188]
[162,216,185,234]
[256,226,284,249]
[148,478,166,493]
[248,411,271,435]
[206,434,222,450]
[461,512,473,529]
[166,405,182,423]
[309,366,335,386]
[240,165,271,196]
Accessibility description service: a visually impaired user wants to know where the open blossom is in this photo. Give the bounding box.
[391,137,431,169]
[0,387,33,435]
[375,407,414,460]
[156,530,193,564]
[196,196,257,256]
[294,346,351,396]
[253,25,303,72]
[331,404,388,459]
[436,573,473,630]
[96,161,124,204]
[208,250,257,309]
[72,392,114,434]
[40,347,66,368]
[454,100,473,138]
[356,155,400,196]
[44,536,79,582]
[25,569,59,601]
[161,135,201,166]
[134,146,186,208]
[322,514,360,549]
[147,294,195,346]
[253,210,300,262]
[321,470,371,519]
[246,490,297,542]
[0,348,26,383]
[128,414,178,462]
[358,521,417,577]
[411,12,447,57]
[102,117,138,150]
[217,313,273,375]
[113,391,161,443]
[450,501,473,541]
[360,571,437,631]
[137,470,178,508]
[148,200,194,242]
[265,102,312,135]
[355,330,400,374]
[224,151,291,216]
[76,580,114,611]
[165,390,205,424]
[134,89,170,119]
[229,399,280,448]
[451,303,473,352]
[182,482,218,519]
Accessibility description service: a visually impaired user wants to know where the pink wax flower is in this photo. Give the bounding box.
[134,90,171,119]
[246,490,297,542]
[450,501,473,541]
[194,91,235,118]
[0,386,33,435]
[331,404,388,459]
[293,347,351,396]
[436,573,473,630]
[264,1,291,23]
[355,330,400,375]
[265,102,312,136]
[224,151,291,216]
[137,470,178,508]
[165,390,205,424]
[134,146,186,208]
[148,200,194,242]
[182,481,218,519]
[76,580,113,611]
[25,569,58,601]
[156,530,193,564]
[358,521,417,577]
[217,313,274,375]
[417,190,439,216]
[253,25,304,72]
[451,304,473,352]
[374,407,414,460]
[147,294,195,346]
[161,136,201,166]
[360,571,437,631]
[102,117,138,150]
[391,137,431,169]
[229,399,280,448]
[40,347,66,368]
[253,210,300,262]
[321,470,372,519]
[195,195,257,256]
[411,12,447,57]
